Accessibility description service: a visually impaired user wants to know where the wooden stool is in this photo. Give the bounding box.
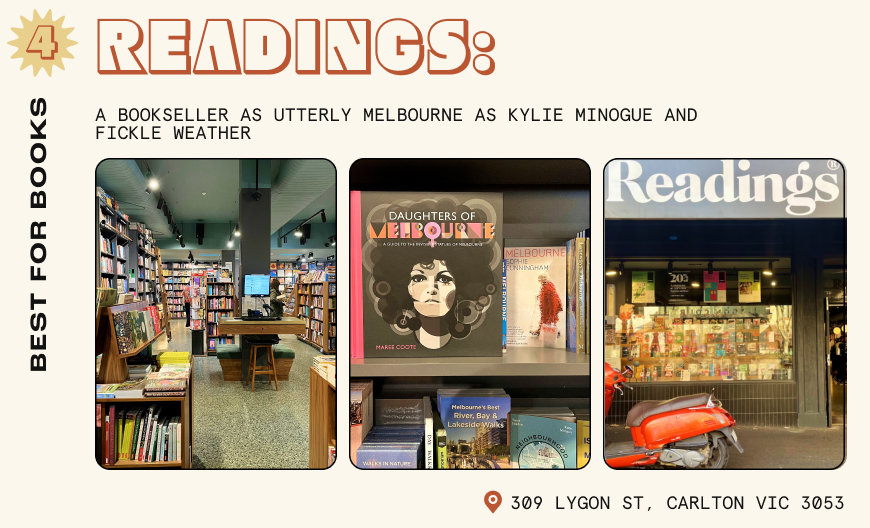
[248,343,279,392]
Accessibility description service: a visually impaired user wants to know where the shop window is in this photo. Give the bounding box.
[604,260,793,383]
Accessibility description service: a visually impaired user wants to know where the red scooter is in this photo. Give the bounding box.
[604,363,743,468]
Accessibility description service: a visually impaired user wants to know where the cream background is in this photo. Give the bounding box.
[1,0,861,526]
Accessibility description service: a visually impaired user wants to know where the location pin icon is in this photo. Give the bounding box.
[484,491,502,513]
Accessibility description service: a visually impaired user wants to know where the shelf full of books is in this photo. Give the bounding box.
[294,267,336,353]
[350,385,591,469]
[163,262,192,318]
[206,267,236,352]
[96,190,133,293]
[348,189,592,470]
[129,222,161,308]
[96,351,193,468]
[163,262,191,318]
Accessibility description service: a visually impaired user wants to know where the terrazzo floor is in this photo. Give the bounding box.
[152,319,316,468]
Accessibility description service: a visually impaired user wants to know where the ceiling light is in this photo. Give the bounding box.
[149,178,159,190]
[708,261,714,273]
[227,241,233,247]
[691,282,700,288]
[201,192,206,196]
[605,270,618,276]
[308,252,314,258]
[763,261,774,276]
[320,210,327,223]
[771,281,777,286]
[294,227,303,237]
[157,196,165,209]
[145,186,152,195]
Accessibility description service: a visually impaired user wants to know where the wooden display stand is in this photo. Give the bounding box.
[309,367,336,469]
[96,301,164,384]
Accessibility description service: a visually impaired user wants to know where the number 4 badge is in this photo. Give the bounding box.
[9,10,77,76]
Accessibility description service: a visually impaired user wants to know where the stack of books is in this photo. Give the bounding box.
[313,355,336,380]
[355,425,425,469]
[157,351,191,368]
[144,364,190,397]
[127,364,153,379]
[97,384,119,399]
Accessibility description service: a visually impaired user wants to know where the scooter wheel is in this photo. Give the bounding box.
[703,437,730,469]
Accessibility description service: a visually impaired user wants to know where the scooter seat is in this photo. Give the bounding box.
[626,393,711,427]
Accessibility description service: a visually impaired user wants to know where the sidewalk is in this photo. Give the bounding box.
[605,424,846,469]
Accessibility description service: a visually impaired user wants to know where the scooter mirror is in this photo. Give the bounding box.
[623,365,634,378]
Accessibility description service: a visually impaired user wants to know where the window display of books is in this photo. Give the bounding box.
[604,305,793,382]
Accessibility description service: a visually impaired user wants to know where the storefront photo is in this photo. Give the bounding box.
[95,159,337,468]
[349,159,591,469]
[603,159,846,469]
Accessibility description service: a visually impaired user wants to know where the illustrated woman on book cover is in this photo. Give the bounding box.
[362,193,502,355]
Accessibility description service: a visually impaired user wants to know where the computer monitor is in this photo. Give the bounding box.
[244,274,270,296]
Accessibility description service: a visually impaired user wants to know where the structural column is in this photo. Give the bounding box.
[793,223,828,428]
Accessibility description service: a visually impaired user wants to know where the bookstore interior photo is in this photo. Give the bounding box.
[349,159,591,469]
[96,159,337,468]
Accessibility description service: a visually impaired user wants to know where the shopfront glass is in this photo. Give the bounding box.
[604,260,793,383]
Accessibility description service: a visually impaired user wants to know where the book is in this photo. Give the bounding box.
[113,312,133,354]
[437,389,510,469]
[106,404,116,465]
[434,409,447,469]
[357,191,504,358]
[509,408,577,469]
[96,384,119,398]
[423,396,434,469]
[145,379,186,392]
[504,246,567,349]
[566,236,589,353]
[113,379,147,399]
[375,399,425,426]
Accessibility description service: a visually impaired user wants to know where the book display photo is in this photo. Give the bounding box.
[603,159,846,469]
[350,159,591,469]
[95,159,337,468]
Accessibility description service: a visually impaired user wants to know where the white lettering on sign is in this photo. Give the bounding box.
[606,160,840,216]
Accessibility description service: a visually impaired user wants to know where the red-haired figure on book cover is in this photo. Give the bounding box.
[532,272,563,344]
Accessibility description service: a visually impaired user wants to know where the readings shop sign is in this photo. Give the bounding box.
[605,159,845,219]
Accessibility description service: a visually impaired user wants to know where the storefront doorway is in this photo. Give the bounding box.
[827,303,846,426]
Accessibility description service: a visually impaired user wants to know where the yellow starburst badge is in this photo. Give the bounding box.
[8,9,77,76]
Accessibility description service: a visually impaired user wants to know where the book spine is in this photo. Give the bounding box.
[502,258,507,353]
[149,421,159,462]
[177,422,182,462]
[104,406,112,466]
[139,409,153,461]
[424,397,433,469]
[164,424,170,461]
[350,191,363,358]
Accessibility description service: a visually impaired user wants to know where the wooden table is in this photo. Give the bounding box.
[218,317,306,382]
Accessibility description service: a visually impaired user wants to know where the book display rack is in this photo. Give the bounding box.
[206,267,236,353]
[294,268,336,353]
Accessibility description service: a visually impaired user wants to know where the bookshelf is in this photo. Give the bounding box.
[95,300,192,468]
[206,267,236,353]
[294,269,336,353]
[96,195,133,293]
[130,223,160,308]
[163,262,192,319]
